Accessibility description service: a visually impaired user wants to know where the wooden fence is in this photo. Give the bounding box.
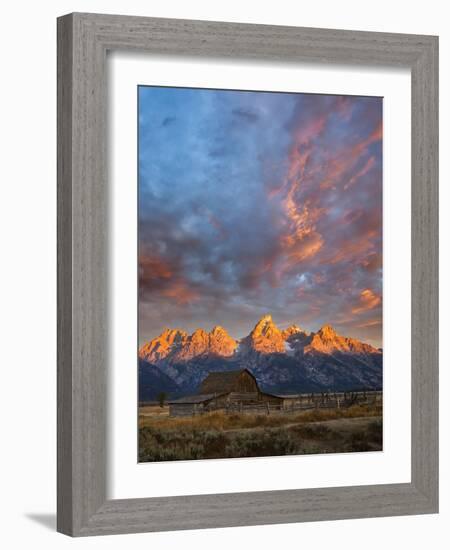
[202,390,382,416]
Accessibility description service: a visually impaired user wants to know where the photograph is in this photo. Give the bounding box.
[0,1,440,542]
[137,86,383,462]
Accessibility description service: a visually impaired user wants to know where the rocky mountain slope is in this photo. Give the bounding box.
[138,359,180,401]
[138,315,382,397]
[139,326,237,364]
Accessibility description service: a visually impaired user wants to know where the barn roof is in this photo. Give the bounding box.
[199,369,258,394]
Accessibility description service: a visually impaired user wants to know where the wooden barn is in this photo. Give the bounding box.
[168,370,383,416]
[200,369,259,399]
[168,369,284,416]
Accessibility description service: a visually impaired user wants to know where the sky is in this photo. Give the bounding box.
[138,86,382,347]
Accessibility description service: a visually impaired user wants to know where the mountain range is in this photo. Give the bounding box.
[138,314,382,401]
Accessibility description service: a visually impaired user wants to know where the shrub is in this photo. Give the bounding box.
[367,419,383,445]
[225,428,298,458]
[138,405,383,461]
[293,423,333,439]
[348,429,373,452]
[139,426,228,461]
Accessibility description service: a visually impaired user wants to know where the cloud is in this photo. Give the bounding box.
[137,87,383,346]
[231,107,260,123]
[160,281,198,304]
[270,95,382,286]
[139,255,172,279]
[351,289,382,315]
[357,319,382,328]
[359,252,382,273]
[344,155,376,189]
[162,116,176,127]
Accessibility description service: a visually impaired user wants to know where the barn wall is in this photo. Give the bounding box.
[208,394,229,407]
[228,392,259,403]
[235,372,259,393]
[259,394,284,405]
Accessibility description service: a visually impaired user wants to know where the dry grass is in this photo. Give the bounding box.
[139,405,170,417]
[139,404,381,431]
[138,404,382,462]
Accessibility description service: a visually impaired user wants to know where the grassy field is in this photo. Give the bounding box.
[138,404,382,462]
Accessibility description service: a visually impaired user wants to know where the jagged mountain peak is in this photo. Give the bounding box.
[139,327,188,363]
[208,326,237,357]
[282,324,307,338]
[257,313,274,323]
[243,314,285,354]
[139,315,383,397]
[139,315,380,364]
[317,324,338,338]
[252,314,279,335]
[191,327,208,338]
[210,325,228,335]
[158,327,188,344]
[305,324,379,355]
[139,324,237,364]
[287,323,301,332]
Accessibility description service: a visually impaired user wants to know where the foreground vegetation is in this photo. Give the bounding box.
[139,404,382,462]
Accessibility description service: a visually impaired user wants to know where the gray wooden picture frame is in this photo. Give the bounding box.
[57,12,439,537]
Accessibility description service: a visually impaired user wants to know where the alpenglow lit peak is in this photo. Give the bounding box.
[241,314,286,354]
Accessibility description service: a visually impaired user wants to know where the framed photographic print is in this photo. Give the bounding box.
[57,13,438,536]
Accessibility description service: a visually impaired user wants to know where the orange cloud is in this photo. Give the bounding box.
[344,156,376,190]
[263,99,382,313]
[359,252,382,272]
[139,256,173,282]
[350,121,382,158]
[277,126,327,274]
[320,145,377,191]
[324,231,378,265]
[293,115,326,147]
[278,196,325,274]
[284,231,324,264]
[369,121,383,144]
[161,281,198,304]
[352,289,381,315]
[139,254,198,305]
[357,319,382,328]
[319,119,381,192]
[272,108,382,278]
[267,182,286,198]
[313,272,326,284]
